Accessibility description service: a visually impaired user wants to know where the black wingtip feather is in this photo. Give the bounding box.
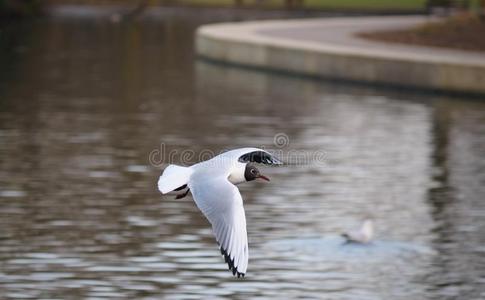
[238,151,283,166]
[219,246,245,279]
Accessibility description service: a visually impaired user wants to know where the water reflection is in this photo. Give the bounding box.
[1,7,485,300]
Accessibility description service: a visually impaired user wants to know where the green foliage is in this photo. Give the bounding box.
[302,0,427,10]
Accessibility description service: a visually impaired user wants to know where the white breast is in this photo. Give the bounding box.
[228,162,247,185]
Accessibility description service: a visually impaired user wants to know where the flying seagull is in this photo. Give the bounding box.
[157,148,282,277]
[342,219,374,244]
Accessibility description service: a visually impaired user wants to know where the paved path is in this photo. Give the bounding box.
[196,16,485,95]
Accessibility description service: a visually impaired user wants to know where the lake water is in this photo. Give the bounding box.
[1,6,485,300]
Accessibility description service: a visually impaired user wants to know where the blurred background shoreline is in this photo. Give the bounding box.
[0,0,444,18]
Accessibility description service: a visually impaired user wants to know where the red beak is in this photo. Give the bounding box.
[258,175,270,182]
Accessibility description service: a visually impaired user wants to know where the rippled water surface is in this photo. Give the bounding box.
[1,7,485,300]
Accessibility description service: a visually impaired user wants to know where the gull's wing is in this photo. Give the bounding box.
[343,222,373,243]
[188,176,248,277]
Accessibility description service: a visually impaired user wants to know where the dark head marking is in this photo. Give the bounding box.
[244,164,270,182]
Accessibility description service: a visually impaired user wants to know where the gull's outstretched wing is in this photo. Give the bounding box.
[188,175,248,277]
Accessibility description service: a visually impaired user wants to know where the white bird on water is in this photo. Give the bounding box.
[157,148,282,278]
[342,219,374,244]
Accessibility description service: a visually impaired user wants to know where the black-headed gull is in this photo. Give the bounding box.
[342,219,374,244]
[158,148,282,277]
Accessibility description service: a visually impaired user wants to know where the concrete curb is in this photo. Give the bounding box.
[195,16,485,95]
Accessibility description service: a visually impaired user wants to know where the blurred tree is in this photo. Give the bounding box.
[477,0,485,17]
[0,0,42,17]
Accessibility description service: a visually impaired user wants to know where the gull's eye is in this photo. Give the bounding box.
[251,169,257,175]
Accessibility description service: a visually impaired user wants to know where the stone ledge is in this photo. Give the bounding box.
[195,17,485,95]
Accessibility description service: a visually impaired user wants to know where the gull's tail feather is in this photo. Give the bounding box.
[158,164,193,194]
